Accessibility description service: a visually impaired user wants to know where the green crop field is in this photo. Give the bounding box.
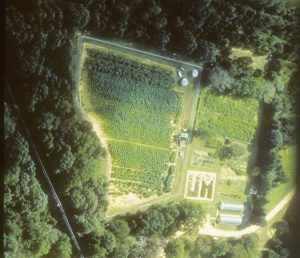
[80,46,180,196]
[197,90,259,143]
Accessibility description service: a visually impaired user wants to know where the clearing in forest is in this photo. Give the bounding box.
[80,42,181,197]
[230,47,267,71]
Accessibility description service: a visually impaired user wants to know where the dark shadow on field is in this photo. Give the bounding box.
[242,100,264,225]
[281,62,300,258]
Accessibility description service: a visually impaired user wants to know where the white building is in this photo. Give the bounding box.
[217,214,243,225]
[180,77,189,86]
[220,201,244,212]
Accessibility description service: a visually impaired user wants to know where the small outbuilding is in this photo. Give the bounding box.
[220,201,244,212]
[217,214,243,225]
[249,187,258,196]
[177,70,183,78]
[190,69,199,78]
[180,77,189,86]
[179,131,191,142]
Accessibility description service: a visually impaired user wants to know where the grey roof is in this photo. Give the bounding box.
[217,214,242,225]
[220,201,244,212]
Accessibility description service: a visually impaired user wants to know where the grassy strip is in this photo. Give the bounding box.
[264,145,296,212]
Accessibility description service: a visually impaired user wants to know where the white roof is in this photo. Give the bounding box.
[220,201,244,212]
[217,214,243,225]
[191,69,199,77]
[180,77,188,86]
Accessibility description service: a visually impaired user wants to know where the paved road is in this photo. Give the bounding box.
[82,35,202,69]
[199,188,296,238]
[5,80,84,258]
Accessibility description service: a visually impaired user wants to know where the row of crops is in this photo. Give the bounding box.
[197,90,259,143]
[204,92,258,119]
[87,101,175,147]
[109,142,170,172]
[112,167,164,188]
[82,48,180,195]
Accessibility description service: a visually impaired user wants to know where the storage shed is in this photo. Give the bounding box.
[217,214,243,225]
[220,201,244,212]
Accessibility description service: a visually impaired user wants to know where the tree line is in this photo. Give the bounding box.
[165,233,260,258]
[4,102,72,258]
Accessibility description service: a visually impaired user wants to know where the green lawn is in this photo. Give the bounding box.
[264,145,296,212]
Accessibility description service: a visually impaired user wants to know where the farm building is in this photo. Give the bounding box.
[217,214,243,225]
[178,130,192,148]
[179,131,192,142]
[190,69,199,78]
[220,201,244,212]
[180,77,189,86]
[249,187,258,195]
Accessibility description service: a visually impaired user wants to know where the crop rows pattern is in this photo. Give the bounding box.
[197,91,258,142]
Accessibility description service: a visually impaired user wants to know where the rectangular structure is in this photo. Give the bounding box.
[217,214,243,225]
